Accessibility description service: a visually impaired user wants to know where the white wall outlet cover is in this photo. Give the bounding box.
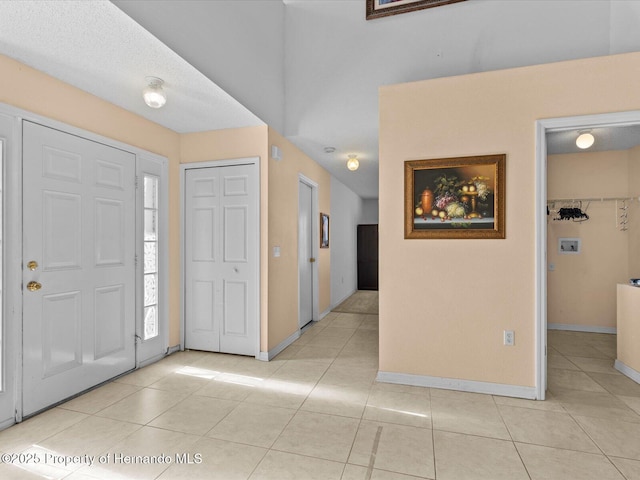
[273,246,281,257]
[504,330,515,346]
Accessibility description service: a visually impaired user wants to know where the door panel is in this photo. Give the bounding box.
[185,163,257,356]
[94,285,125,358]
[42,291,81,376]
[23,121,135,416]
[95,198,125,266]
[298,181,313,328]
[224,205,248,262]
[43,191,82,269]
[224,280,248,336]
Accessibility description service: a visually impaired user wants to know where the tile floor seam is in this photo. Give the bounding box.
[605,454,634,480]
[430,416,437,480]
[492,394,517,442]
[242,443,270,480]
[511,441,534,480]
[490,393,535,479]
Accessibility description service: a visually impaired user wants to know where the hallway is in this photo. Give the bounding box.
[1,292,640,479]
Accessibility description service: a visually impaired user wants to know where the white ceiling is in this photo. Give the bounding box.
[0,0,263,133]
[547,125,640,156]
[2,0,640,199]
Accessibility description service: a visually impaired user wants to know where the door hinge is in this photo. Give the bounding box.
[134,254,138,267]
[135,175,139,189]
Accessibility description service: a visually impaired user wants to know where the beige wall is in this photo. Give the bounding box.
[268,128,331,349]
[0,54,183,345]
[547,150,631,329]
[379,52,640,389]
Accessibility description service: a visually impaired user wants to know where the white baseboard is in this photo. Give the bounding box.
[331,288,358,310]
[256,329,300,362]
[319,307,332,320]
[138,351,167,368]
[615,360,640,385]
[376,371,537,400]
[0,416,15,431]
[167,344,182,355]
[548,323,617,334]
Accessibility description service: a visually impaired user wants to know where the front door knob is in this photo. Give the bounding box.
[27,281,42,292]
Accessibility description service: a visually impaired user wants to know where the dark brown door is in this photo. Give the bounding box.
[357,224,378,290]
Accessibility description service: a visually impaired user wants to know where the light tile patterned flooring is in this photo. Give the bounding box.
[2,293,640,479]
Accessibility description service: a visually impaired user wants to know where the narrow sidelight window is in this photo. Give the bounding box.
[143,175,159,340]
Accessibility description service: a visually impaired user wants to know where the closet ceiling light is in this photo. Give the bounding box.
[143,77,167,109]
[576,131,594,149]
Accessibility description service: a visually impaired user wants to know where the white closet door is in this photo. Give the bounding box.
[184,163,258,356]
[298,181,313,328]
[22,121,135,415]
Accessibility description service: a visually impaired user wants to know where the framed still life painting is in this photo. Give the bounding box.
[404,154,505,239]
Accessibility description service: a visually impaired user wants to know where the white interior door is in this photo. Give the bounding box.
[184,162,258,356]
[22,121,135,416]
[298,181,313,328]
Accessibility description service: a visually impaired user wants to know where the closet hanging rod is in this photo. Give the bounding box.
[547,196,638,203]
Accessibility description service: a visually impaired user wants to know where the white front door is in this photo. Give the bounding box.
[184,162,258,356]
[298,181,313,328]
[22,121,136,415]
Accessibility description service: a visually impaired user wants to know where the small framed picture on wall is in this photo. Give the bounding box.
[320,213,330,248]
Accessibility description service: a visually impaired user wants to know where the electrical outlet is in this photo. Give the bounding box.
[504,330,515,346]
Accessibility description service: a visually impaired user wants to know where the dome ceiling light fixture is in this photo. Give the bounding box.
[143,76,167,109]
[346,154,359,171]
[576,130,595,149]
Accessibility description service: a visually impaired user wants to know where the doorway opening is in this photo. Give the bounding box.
[536,111,640,400]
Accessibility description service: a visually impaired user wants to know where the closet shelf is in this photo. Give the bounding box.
[547,196,637,204]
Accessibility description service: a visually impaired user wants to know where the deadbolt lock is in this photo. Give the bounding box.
[27,260,38,271]
[310,258,316,263]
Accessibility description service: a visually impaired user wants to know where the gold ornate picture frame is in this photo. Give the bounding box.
[404,154,505,239]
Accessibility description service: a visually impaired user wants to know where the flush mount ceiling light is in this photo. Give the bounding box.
[576,130,595,149]
[346,154,359,171]
[143,76,166,109]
